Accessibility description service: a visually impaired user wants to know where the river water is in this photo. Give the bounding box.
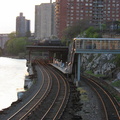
[0,57,27,111]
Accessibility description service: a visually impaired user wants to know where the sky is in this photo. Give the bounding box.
[0,0,55,34]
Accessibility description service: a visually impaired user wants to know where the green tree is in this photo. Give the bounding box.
[62,20,92,44]
[8,32,16,39]
[5,37,27,56]
[114,54,120,67]
[85,26,102,38]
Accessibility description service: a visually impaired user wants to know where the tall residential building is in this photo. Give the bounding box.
[16,13,31,37]
[55,0,120,38]
[35,3,56,40]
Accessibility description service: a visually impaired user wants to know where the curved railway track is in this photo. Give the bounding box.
[82,75,120,120]
[7,61,70,120]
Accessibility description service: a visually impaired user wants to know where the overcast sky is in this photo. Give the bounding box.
[0,0,55,33]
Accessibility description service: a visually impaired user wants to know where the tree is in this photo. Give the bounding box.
[85,27,102,38]
[114,54,120,67]
[5,37,27,56]
[8,32,16,39]
[62,20,93,44]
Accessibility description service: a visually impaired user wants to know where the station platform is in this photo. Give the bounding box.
[50,63,68,74]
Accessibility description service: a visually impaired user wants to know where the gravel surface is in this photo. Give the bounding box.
[60,79,106,120]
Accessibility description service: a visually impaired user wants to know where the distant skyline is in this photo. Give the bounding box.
[0,0,55,34]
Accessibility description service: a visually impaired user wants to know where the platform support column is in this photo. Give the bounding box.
[28,50,31,62]
[76,54,81,86]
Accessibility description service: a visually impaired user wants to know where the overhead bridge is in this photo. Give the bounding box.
[26,45,68,63]
[26,45,68,52]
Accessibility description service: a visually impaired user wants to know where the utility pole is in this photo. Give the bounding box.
[50,0,52,3]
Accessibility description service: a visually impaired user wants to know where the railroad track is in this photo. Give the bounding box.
[82,75,120,120]
[7,60,70,120]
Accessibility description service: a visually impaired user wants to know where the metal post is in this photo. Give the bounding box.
[28,50,31,62]
[77,54,81,86]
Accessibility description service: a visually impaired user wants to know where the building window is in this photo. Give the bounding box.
[67,24,70,27]
[90,3,92,6]
[90,7,92,9]
[116,15,119,17]
[112,0,115,3]
[112,11,115,13]
[117,4,119,6]
[112,15,115,17]
[112,4,115,7]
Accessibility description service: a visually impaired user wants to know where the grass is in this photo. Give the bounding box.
[115,96,120,102]
[85,70,105,77]
[111,80,120,88]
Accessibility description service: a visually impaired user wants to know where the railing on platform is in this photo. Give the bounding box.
[74,38,120,50]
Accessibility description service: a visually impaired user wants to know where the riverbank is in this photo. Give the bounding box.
[0,63,37,119]
[0,57,27,112]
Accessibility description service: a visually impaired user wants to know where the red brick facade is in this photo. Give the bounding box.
[55,0,120,39]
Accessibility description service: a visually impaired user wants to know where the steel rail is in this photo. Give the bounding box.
[7,61,51,120]
[40,65,60,120]
[20,61,52,120]
[40,65,69,120]
[82,75,120,120]
[52,67,70,120]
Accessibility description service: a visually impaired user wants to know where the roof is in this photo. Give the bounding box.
[74,38,120,41]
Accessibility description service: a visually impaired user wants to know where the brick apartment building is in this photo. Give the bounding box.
[55,0,120,39]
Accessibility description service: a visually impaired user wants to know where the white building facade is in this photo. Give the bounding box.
[35,3,56,40]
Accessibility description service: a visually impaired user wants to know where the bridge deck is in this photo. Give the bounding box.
[26,45,68,52]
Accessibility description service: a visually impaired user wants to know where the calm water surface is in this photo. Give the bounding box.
[0,57,27,110]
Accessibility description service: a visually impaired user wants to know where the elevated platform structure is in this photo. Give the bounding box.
[67,38,120,86]
[74,38,120,52]
[26,38,120,86]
